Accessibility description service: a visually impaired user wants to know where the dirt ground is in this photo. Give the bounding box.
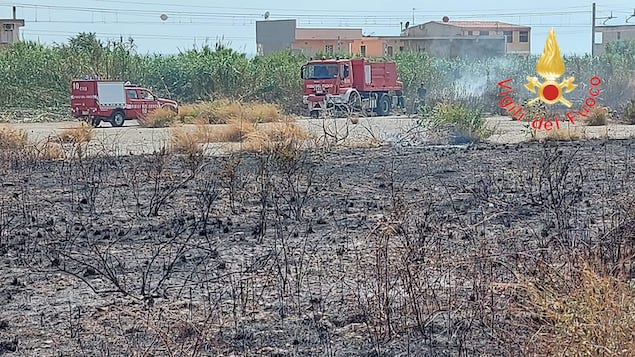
[1,135,635,355]
[4,115,635,155]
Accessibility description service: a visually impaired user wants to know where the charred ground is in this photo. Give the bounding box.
[1,139,635,356]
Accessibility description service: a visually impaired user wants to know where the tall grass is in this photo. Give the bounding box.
[1,33,634,115]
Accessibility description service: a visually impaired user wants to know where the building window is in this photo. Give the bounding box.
[617,32,621,40]
[325,44,333,55]
[467,30,473,36]
[519,31,529,43]
[360,45,366,57]
[504,31,513,43]
[387,46,393,56]
[399,46,404,52]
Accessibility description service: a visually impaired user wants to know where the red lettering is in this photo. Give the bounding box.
[589,87,600,97]
[566,110,577,124]
[531,117,545,129]
[554,116,561,130]
[578,106,590,117]
[510,106,523,119]
[585,97,597,108]
[590,76,602,86]
[497,78,513,91]
[498,96,513,108]
[516,111,525,121]
[544,121,553,131]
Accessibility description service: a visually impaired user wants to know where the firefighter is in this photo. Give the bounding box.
[416,83,427,113]
[417,83,427,104]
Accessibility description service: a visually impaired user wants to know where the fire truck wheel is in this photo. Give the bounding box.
[376,95,391,116]
[111,111,125,127]
[90,117,101,127]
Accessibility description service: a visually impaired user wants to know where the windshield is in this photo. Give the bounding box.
[304,64,339,80]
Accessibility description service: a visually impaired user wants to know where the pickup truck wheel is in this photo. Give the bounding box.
[90,117,101,127]
[111,111,125,127]
[376,95,391,116]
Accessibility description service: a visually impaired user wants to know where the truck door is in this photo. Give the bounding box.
[127,88,142,118]
[138,89,157,116]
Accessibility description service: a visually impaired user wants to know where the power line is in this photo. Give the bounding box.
[22,29,253,41]
[2,2,593,20]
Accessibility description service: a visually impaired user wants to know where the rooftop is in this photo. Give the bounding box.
[432,20,530,29]
[0,19,25,26]
[295,28,363,40]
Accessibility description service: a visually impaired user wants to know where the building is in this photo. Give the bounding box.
[256,19,363,56]
[293,28,362,57]
[350,35,507,58]
[400,19,531,55]
[255,17,530,58]
[593,24,635,55]
[0,7,25,47]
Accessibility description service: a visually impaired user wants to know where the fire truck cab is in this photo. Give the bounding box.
[71,78,178,127]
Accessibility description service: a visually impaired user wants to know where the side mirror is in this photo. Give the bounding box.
[300,65,305,79]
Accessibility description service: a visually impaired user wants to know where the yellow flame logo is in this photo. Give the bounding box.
[525,28,577,107]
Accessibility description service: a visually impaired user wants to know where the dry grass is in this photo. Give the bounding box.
[0,125,29,149]
[169,119,307,156]
[584,106,609,126]
[35,137,65,160]
[178,100,287,124]
[137,107,178,128]
[169,127,202,155]
[541,127,587,141]
[517,260,635,356]
[57,123,94,143]
[242,122,308,154]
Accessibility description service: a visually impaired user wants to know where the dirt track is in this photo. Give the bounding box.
[5,115,635,155]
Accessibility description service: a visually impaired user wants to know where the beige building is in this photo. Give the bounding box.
[255,18,531,58]
[402,20,531,55]
[0,7,24,47]
[593,24,635,55]
[292,28,362,56]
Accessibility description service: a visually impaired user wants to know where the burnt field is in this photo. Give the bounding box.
[1,140,635,356]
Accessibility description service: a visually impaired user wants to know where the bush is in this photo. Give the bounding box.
[137,107,178,128]
[517,259,635,355]
[183,100,286,125]
[419,102,492,143]
[0,126,29,149]
[57,122,94,143]
[583,106,609,126]
[542,127,587,141]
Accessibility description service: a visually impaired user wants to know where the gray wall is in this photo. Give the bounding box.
[593,25,635,55]
[403,22,462,37]
[402,37,506,58]
[256,19,296,56]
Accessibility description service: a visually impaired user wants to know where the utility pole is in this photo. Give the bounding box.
[591,2,596,56]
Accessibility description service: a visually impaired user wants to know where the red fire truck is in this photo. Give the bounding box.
[301,58,405,117]
[71,78,178,127]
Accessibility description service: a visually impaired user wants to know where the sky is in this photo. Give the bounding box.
[1,0,634,56]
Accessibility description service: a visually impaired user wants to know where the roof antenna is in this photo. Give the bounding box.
[598,11,616,25]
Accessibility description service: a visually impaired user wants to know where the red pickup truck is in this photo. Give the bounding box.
[71,78,178,127]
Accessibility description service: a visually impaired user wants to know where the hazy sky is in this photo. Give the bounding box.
[1,0,634,55]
